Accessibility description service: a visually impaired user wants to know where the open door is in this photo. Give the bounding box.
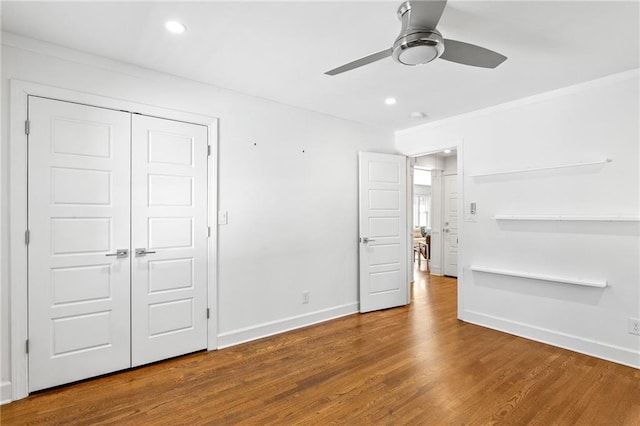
[358,152,408,313]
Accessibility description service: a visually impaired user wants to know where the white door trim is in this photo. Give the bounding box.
[407,157,415,288]
[408,141,465,321]
[8,79,219,401]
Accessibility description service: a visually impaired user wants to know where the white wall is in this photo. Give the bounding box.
[444,155,457,175]
[415,153,444,170]
[0,33,395,398]
[397,70,640,368]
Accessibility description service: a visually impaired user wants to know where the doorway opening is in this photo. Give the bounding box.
[410,146,460,318]
[411,149,458,279]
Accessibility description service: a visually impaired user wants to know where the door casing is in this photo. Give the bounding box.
[8,79,219,401]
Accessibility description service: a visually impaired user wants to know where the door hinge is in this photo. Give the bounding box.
[25,230,30,245]
[26,339,29,354]
[25,120,30,135]
[207,145,212,156]
[208,226,211,237]
[207,308,210,319]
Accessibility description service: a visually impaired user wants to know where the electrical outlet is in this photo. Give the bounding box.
[629,318,640,336]
[302,291,310,304]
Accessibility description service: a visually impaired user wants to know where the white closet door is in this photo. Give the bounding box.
[130,115,209,367]
[28,97,131,392]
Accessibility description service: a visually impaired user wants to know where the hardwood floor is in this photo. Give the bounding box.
[2,267,639,425]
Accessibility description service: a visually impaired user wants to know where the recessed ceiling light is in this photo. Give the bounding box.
[384,97,397,105]
[444,149,452,154]
[165,21,186,34]
[410,111,428,119]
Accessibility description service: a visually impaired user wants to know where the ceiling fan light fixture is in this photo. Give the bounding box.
[397,44,438,65]
[323,0,507,76]
[392,31,444,65]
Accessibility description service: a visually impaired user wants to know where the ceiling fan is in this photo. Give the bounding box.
[325,0,507,76]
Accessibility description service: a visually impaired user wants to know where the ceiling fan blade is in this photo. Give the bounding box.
[325,49,392,76]
[408,0,448,29]
[440,39,507,68]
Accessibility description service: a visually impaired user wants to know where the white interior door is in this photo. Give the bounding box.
[27,97,131,391]
[130,115,209,367]
[443,174,458,277]
[358,152,408,313]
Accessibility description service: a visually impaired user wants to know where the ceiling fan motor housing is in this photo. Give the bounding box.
[392,1,445,65]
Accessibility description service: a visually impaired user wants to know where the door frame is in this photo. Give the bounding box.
[9,79,219,401]
[407,142,464,318]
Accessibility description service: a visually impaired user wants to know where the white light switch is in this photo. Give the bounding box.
[218,210,228,225]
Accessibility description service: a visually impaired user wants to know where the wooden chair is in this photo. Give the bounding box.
[415,235,430,271]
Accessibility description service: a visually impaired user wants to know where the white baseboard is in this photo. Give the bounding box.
[429,266,443,276]
[218,303,359,349]
[1,381,12,405]
[462,310,640,369]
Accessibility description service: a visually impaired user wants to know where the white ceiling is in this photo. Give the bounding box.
[2,1,638,131]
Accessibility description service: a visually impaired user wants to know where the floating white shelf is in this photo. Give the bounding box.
[494,215,640,222]
[470,266,607,288]
[471,158,612,178]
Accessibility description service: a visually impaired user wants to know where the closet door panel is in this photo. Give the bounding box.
[131,115,208,367]
[27,97,131,392]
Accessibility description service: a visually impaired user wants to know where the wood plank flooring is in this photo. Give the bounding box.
[2,267,639,425]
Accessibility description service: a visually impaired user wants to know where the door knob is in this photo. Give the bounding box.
[106,249,129,258]
[135,248,157,257]
[361,237,377,243]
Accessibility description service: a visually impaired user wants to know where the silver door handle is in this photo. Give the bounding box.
[106,249,129,258]
[135,248,157,257]
[361,237,377,243]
